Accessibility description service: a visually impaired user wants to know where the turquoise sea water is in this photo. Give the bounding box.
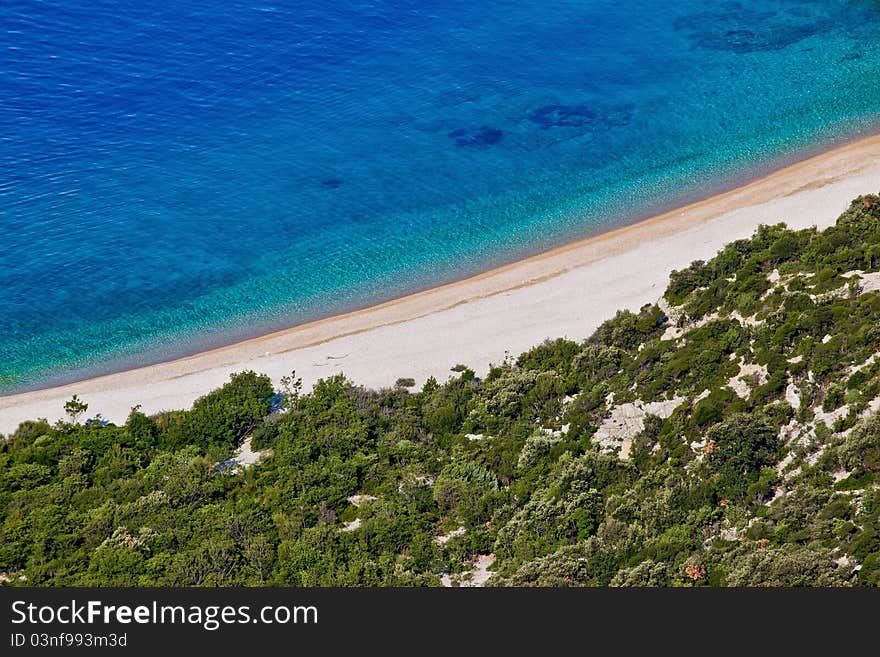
[3,0,880,392]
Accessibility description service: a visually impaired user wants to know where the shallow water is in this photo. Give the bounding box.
[3,0,880,392]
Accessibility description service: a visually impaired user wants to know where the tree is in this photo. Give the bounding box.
[125,405,158,449]
[704,413,779,502]
[280,370,303,410]
[172,371,274,448]
[63,395,88,424]
[723,545,848,586]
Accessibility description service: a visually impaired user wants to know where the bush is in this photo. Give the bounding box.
[704,414,778,502]
[723,545,848,586]
[836,415,880,474]
[171,371,274,448]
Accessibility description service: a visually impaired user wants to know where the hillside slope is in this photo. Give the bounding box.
[2,194,880,587]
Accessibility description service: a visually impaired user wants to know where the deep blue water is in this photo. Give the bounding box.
[3,0,880,392]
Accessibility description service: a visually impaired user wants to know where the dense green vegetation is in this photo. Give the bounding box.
[2,194,880,586]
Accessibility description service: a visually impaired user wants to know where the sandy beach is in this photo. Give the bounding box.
[2,134,880,435]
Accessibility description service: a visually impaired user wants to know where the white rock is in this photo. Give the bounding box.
[831,469,850,483]
[727,361,768,399]
[785,383,801,409]
[347,494,377,507]
[434,526,466,545]
[341,518,361,532]
[441,554,495,588]
[593,396,685,460]
[694,389,711,402]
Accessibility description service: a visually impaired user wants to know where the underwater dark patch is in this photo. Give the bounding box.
[675,7,828,54]
[320,178,342,188]
[602,106,633,128]
[447,125,503,147]
[529,104,597,129]
[527,103,632,132]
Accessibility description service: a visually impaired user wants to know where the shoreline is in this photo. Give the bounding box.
[14,125,869,399]
[2,133,880,435]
